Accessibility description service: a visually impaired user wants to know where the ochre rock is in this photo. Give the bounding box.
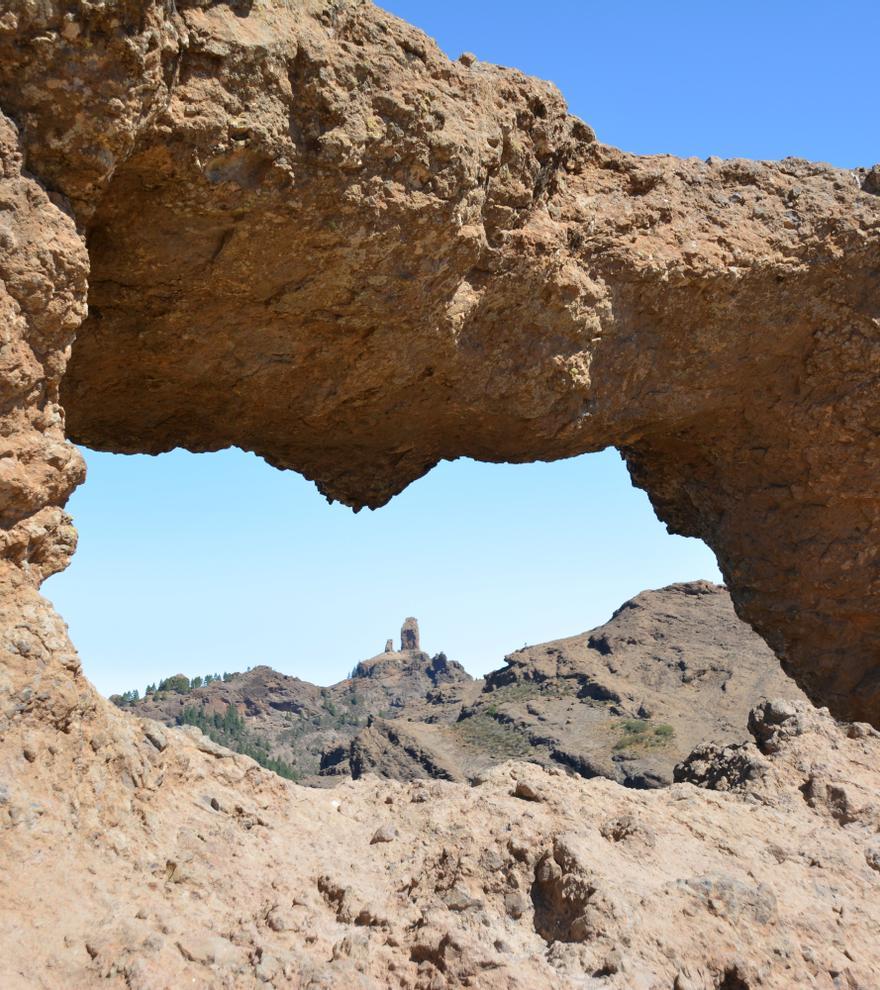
[0,0,877,719]
[0,113,86,584]
[2,662,880,988]
[0,4,880,983]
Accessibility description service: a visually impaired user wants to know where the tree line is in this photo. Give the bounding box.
[110,670,244,707]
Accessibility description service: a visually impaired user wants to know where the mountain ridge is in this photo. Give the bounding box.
[126,581,807,788]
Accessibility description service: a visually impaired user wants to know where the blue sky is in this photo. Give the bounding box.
[381,0,876,167]
[44,1,875,696]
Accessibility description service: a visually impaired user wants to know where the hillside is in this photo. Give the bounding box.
[126,583,806,788]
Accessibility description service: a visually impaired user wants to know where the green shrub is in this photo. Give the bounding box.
[109,689,139,707]
[452,714,531,759]
[612,718,675,750]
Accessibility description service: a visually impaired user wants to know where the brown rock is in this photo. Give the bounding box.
[0,3,879,986]
[401,618,420,653]
[265,906,291,933]
[0,111,86,586]
[503,891,526,920]
[370,822,397,845]
[0,1,875,718]
[2,697,876,987]
[513,780,543,802]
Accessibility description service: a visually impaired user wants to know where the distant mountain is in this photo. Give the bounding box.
[126,584,806,787]
[128,617,476,782]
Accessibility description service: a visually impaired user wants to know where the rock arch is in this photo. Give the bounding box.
[0,0,878,723]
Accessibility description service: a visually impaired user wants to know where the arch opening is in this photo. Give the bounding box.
[0,0,877,729]
[44,446,721,698]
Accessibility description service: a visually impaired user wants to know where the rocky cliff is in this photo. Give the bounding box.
[0,1,879,986]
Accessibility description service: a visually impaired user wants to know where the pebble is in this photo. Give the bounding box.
[370,823,397,844]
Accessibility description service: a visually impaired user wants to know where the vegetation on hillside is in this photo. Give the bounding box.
[612,719,675,751]
[179,703,301,781]
[109,689,141,706]
[452,712,532,759]
[277,695,365,747]
[110,670,243,706]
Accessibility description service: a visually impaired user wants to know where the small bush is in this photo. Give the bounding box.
[612,718,674,750]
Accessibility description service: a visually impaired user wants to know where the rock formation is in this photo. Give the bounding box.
[4,687,880,988]
[439,581,809,789]
[0,0,879,984]
[130,630,474,781]
[400,617,420,653]
[0,0,876,718]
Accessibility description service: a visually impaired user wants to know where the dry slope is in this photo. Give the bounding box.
[2,686,879,989]
[127,583,805,789]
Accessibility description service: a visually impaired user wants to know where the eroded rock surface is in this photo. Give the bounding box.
[0,0,877,717]
[3,670,880,989]
[0,3,879,985]
[0,112,86,585]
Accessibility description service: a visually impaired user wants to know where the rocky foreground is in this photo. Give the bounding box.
[2,0,879,721]
[5,573,876,988]
[3,583,870,988]
[3,677,878,989]
[128,583,805,790]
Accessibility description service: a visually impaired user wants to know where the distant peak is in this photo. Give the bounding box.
[400,617,420,652]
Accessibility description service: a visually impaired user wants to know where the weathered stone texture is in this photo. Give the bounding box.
[0,112,86,584]
[0,0,876,719]
[0,3,878,985]
[2,683,880,988]
[400,617,420,652]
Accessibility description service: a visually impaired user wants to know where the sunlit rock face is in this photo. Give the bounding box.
[0,3,880,987]
[0,3,879,717]
[0,114,86,586]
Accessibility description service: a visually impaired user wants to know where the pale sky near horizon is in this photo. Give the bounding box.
[43,0,877,697]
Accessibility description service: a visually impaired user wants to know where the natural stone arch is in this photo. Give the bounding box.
[0,0,878,723]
